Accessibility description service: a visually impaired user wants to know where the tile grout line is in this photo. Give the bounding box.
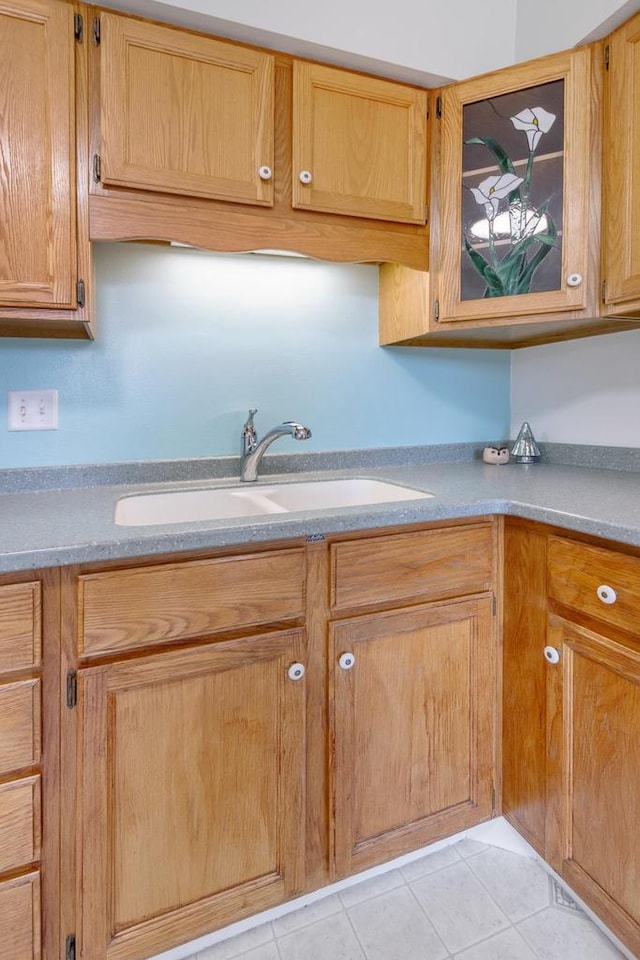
[402,879,453,958]
[463,847,547,924]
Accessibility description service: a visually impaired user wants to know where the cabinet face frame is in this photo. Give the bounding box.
[602,12,640,313]
[435,46,597,324]
[98,12,275,206]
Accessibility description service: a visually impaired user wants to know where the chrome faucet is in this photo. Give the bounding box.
[240,409,312,482]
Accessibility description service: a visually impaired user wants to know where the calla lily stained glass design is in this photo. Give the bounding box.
[469,173,525,222]
[463,96,560,299]
[510,106,556,152]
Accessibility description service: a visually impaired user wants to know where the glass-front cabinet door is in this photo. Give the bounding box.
[434,47,597,324]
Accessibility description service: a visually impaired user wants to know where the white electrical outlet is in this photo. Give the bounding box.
[8,390,59,431]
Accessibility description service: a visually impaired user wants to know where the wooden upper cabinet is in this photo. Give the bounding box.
[88,11,430,267]
[435,46,599,324]
[0,0,76,308]
[98,13,275,205]
[602,13,640,315]
[292,61,427,223]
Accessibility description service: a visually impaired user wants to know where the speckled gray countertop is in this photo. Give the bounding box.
[1,444,640,572]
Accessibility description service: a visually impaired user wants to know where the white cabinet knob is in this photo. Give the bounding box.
[299,170,313,184]
[566,273,583,287]
[288,662,306,681]
[338,652,355,670]
[258,165,273,181]
[596,584,617,605]
[544,646,561,664]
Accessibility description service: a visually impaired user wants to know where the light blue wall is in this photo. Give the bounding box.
[0,243,510,468]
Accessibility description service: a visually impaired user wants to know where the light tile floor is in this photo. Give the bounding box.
[190,840,628,960]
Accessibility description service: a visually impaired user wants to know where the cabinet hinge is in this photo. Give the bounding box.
[66,671,78,709]
[65,935,76,960]
[492,594,497,617]
[433,299,440,322]
[491,785,496,812]
[93,153,102,183]
[424,202,429,224]
[306,533,326,543]
[601,279,607,303]
[435,95,442,120]
[92,16,101,45]
[76,279,86,309]
[604,44,610,71]
[73,13,83,43]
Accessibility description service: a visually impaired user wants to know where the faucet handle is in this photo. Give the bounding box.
[242,409,258,455]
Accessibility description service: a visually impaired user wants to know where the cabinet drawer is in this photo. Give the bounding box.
[0,776,40,874]
[0,873,40,960]
[0,583,41,674]
[78,549,306,656]
[548,537,640,633]
[0,680,40,777]
[331,524,494,612]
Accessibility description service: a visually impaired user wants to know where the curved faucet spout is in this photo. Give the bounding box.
[240,411,312,482]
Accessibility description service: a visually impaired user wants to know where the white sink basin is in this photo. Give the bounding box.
[114,477,433,526]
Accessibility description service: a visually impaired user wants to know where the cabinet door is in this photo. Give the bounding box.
[331,598,495,877]
[546,616,640,957]
[99,13,274,206]
[77,630,305,960]
[292,61,427,224]
[436,47,596,323]
[0,0,76,308]
[602,13,640,312]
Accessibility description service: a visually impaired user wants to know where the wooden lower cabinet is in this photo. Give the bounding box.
[60,522,499,960]
[76,629,306,960]
[331,597,496,877]
[503,519,640,958]
[546,615,640,957]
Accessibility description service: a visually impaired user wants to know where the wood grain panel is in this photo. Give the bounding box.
[602,12,640,310]
[0,679,40,777]
[100,13,274,205]
[378,263,430,345]
[78,549,305,656]
[502,521,548,854]
[0,776,40,874]
[331,598,495,876]
[78,631,306,960]
[331,524,493,612]
[0,582,41,674]
[293,61,427,223]
[0,873,40,960]
[0,0,75,308]
[548,536,640,633]
[546,617,640,958]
